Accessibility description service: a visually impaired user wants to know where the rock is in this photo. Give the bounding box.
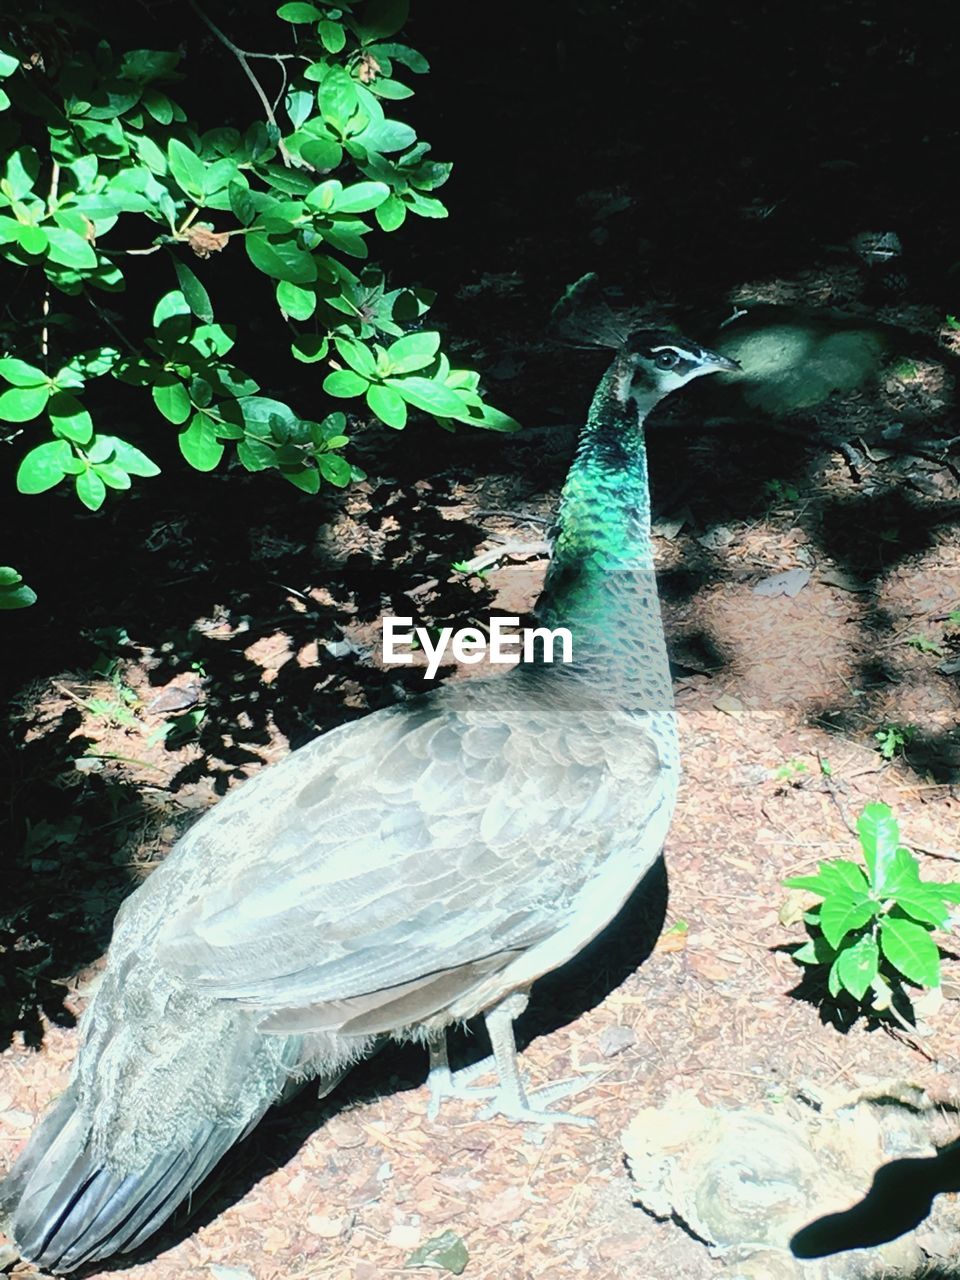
[598,1025,637,1058]
[622,1083,942,1277]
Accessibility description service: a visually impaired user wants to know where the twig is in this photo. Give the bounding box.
[86,296,139,355]
[189,0,293,167]
[404,541,549,600]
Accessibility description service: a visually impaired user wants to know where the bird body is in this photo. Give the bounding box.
[0,327,736,1271]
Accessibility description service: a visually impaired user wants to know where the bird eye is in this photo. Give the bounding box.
[654,349,680,369]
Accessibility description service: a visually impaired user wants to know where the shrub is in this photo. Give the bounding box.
[784,802,960,1020]
[0,1,517,604]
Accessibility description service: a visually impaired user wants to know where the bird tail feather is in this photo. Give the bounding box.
[1,1077,285,1273]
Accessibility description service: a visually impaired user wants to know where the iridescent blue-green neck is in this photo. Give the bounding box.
[534,362,676,743]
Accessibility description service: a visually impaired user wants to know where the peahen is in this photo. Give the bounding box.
[0,326,737,1272]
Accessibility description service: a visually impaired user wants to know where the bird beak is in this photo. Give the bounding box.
[700,348,741,373]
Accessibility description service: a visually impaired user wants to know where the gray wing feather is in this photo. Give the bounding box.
[156,674,664,1023]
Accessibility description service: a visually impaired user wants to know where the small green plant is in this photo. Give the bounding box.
[775,757,808,783]
[451,559,488,579]
[905,633,941,655]
[146,706,205,748]
[819,756,833,777]
[874,723,915,760]
[763,478,800,504]
[0,564,36,609]
[784,802,960,1017]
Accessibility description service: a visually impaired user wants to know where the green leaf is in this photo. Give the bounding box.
[168,138,206,200]
[0,50,19,78]
[153,288,192,329]
[468,401,522,433]
[783,860,868,899]
[376,193,406,231]
[835,934,880,1001]
[336,181,390,213]
[291,335,330,363]
[0,357,47,387]
[386,375,465,417]
[876,846,922,897]
[300,137,344,170]
[277,1,322,20]
[820,893,877,950]
[370,78,414,101]
[220,395,299,439]
[152,376,192,425]
[97,436,161,478]
[360,0,410,40]
[142,89,174,125]
[891,888,950,929]
[120,49,180,81]
[282,465,321,493]
[228,181,258,226]
[384,330,440,373]
[0,384,50,422]
[190,322,235,358]
[357,115,416,154]
[792,935,837,965]
[334,337,379,378]
[406,191,447,218]
[172,258,214,322]
[276,279,317,321]
[48,391,93,444]
[324,369,370,397]
[76,468,107,511]
[246,233,318,283]
[179,413,224,471]
[16,439,72,493]
[366,382,407,428]
[236,438,276,471]
[318,19,347,52]
[372,42,429,74]
[406,1230,468,1277]
[858,803,900,892]
[13,224,48,255]
[879,916,941,987]
[3,146,39,199]
[306,179,343,212]
[318,67,361,131]
[0,568,37,609]
[318,453,352,486]
[43,225,98,269]
[93,461,132,490]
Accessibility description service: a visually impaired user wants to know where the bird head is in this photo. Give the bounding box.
[611,330,740,415]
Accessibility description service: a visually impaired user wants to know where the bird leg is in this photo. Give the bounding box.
[426,991,595,1127]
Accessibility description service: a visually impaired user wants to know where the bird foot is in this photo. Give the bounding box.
[427,1057,594,1127]
[476,1075,596,1128]
[426,1053,499,1119]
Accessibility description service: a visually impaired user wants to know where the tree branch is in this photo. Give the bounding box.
[188,0,293,167]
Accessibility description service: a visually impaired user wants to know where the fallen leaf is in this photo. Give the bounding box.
[753,568,811,598]
[697,525,735,550]
[713,693,746,721]
[598,1025,638,1057]
[407,1229,469,1275]
[305,1213,349,1238]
